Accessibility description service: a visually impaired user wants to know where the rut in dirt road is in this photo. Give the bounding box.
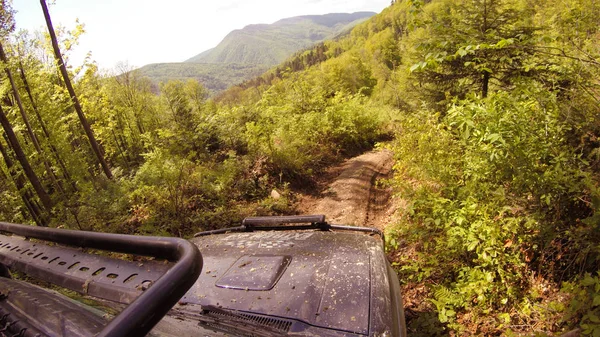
[297,149,395,230]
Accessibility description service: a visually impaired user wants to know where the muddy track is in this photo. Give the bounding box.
[364,153,394,231]
[296,149,395,229]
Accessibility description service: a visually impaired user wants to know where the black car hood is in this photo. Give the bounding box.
[180,230,382,335]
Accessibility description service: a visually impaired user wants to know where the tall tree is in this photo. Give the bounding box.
[0,41,63,192]
[40,0,112,179]
[0,104,52,210]
[408,0,537,100]
[0,0,52,211]
[14,43,74,191]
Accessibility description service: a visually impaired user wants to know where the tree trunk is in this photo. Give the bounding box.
[17,53,76,192]
[0,104,52,210]
[482,72,490,98]
[0,41,63,193]
[0,134,46,226]
[40,0,112,179]
[0,42,41,152]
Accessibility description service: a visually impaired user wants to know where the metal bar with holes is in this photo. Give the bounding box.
[0,221,202,337]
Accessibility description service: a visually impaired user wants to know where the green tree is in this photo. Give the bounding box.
[407,0,537,100]
[0,0,15,38]
[14,35,75,191]
[0,104,52,211]
[41,0,112,179]
[0,41,63,193]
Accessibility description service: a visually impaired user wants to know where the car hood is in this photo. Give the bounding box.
[178,230,383,335]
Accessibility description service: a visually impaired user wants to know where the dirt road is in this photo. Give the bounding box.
[296,149,395,229]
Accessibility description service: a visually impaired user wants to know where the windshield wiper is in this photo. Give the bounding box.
[172,305,292,336]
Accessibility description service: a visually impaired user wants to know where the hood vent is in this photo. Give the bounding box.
[216,255,291,291]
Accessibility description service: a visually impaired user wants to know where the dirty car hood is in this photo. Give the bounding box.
[180,230,381,335]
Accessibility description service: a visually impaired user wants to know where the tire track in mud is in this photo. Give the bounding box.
[364,153,394,231]
[296,149,395,229]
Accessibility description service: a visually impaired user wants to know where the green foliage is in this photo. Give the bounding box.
[0,0,15,38]
[563,273,600,336]
[322,52,377,96]
[0,181,27,224]
[390,83,599,332]
[244,71,386,179]
[3,1,600,334]
[134,63,270,94]
[405,0,539,104]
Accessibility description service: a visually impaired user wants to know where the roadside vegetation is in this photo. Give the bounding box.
[0,0,599,334]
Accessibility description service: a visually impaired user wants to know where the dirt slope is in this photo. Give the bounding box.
[295,149,395,229]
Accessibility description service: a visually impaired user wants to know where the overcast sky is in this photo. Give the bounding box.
[12,0,390,71]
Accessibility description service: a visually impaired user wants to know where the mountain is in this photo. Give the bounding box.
[135,12,375,93]
[185,12,375,65]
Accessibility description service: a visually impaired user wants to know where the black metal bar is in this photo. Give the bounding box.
[328,224,385,242]
[242,215,326,226]
[0,222,202,337]
[240,224,326,231]
[194,226,247,237]
[0,234,171,304]
[195,214,385,243]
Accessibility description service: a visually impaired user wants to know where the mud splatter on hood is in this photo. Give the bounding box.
[180,230,383,335]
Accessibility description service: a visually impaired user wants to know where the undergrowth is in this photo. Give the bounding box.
[387,85,600,335]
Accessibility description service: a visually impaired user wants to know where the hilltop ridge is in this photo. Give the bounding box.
[185,12,375,65]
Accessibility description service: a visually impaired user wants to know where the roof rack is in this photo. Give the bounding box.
[0,221,202,337]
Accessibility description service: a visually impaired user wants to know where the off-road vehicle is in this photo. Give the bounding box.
[0,215,406,336]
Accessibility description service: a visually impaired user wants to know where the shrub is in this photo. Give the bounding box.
[389,84,599,332]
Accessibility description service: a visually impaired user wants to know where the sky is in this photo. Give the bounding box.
[12,0,391,71]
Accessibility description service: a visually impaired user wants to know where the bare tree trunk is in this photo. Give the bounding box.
[0,135,46,226]
[0,104,52,210]
[40,0,112,179]
[111,129,131,170]
[482,72,490,98]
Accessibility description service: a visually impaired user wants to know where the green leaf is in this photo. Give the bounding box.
[487,133,501,143]
[499,312,510,323]
[588,313,600,323]
[467,240,479,251]
[583,274,596,286]
[593,295,600,307]
[495,38,514,48]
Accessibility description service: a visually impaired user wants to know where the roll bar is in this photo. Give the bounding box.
[0,222,202,337]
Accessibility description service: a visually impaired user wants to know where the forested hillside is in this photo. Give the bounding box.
[1,0,600,334]
[136,12,374,93]
[185,12,375,65]
[133,62,269,93]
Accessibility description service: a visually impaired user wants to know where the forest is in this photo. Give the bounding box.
[134,62,270,93]
[1,0,600,335]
